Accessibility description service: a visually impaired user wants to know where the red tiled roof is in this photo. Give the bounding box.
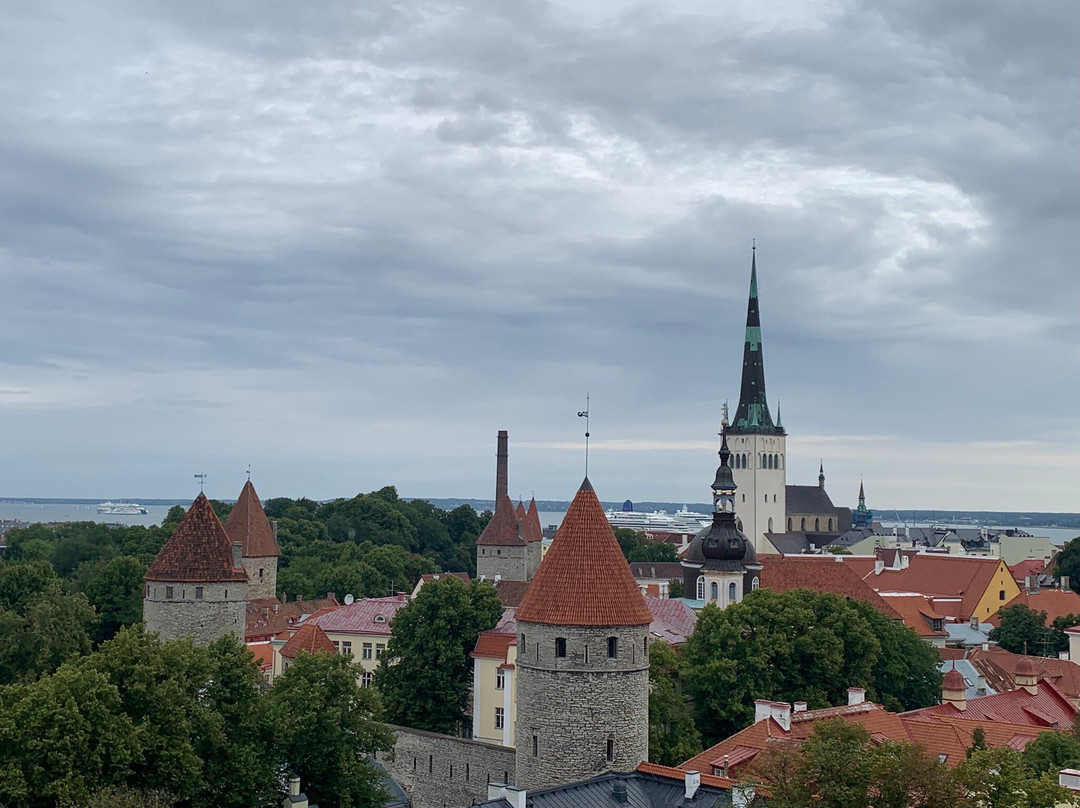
[418,572,471,585]
[1009,559,1047,582]
[477,496,527,546]
[516,479,652,627]
[525,498,544,543]
[879,593,947,637]
[472,633,516,661]
[759,556,903,621]
[145,493,248,583]
[493,579,530,607]
[304,594,408,635]
[644,596,698,646]
[245,595,340,642]
[903,681,1076,729]
[960,647,1080,702]
[988,588,1080,626]
[280,622,338,659]
[864,555,1009,620]
[247,641,274,671]
[224,480,280,558]
[635,761,737,792]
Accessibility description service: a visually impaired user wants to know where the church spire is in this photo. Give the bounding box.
[730,245,781,434]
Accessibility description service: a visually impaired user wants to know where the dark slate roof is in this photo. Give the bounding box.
[478,770,732,808]
[629,562,685,580]
[785,485,837,515]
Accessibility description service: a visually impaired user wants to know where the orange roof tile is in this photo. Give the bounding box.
[635,761,737,791]
[280,622,338,659]
[245,595,339,642]
[145,493,248,583]
[989,588,1080,626]
[247,641,274,671]
[903,681,1076,729]
[477,495,527,547]
[516,479,652,627]
[759,556,902,620]
[880,593,947,637]
[962,647,1080,701]
[224,480,280,558]
[493,579,530,607]
[865,555,1009,620]
[525,498,544,543]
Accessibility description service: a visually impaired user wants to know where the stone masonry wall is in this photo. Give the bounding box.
[477,546,529,582]
[380,726,517,808]
[143,580,247,646]
[514,620,649,789]
[241,554,278,600]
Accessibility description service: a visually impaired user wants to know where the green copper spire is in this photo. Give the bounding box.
[729,245,783,435]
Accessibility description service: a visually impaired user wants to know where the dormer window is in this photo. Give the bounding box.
[375,614,386,623]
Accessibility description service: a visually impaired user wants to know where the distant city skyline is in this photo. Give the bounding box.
[0,3,1076,511]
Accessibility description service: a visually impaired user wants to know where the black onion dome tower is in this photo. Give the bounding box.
[681,427,761,606]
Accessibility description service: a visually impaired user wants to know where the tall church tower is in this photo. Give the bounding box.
[514,478,652,789]
[726,246,786,554]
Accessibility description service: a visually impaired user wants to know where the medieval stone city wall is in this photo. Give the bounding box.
[143,580,246,646]
[241,554,278,599]
[477,546,530,582]
[381,725,517,808]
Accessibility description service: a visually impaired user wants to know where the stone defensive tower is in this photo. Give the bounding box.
[514,478,652,790]
[726,246,787,553]
[224,479,281,600]
[476,430,542,581]
[143,492,249,645]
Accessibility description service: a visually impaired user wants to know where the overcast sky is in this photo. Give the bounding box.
[1,1,1077,512]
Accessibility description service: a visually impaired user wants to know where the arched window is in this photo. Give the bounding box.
[815,518,820,531]
[801,518,806,530]
[828,518,833,531]
[787,518,792,531]
[696,576,705,601]
[728,582,737,603]
[710,582,718,602]
[768,517,773,531]
[752,577,760,590]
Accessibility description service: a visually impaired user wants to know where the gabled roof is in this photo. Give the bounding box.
[989,587,1080,626]
[629,562,685,580]
[245,595,340,642]
[880,593,947,637]
[643,596,698,645]
[861,555,1010,620]
[280,622,337,659]
[516,479,652,627]
[1008,559,1048,583]
[304,594,408,636]
[903,680,1076,730]
[960,648,1080,702]
[145,493,248,583]
[477,495,527,547]
[759,556,902,620]
[493,579,530,607]
[224,480,280,558]
[785,485,837,516]
[247,641,274,671]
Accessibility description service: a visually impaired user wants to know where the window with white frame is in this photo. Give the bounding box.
[495,707,505,729]
[362,642,373,660]
[496,669,505,690]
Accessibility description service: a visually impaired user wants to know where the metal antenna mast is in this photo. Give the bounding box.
[577,394,591,477]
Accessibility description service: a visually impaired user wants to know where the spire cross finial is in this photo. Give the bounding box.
[194,473,207,493]
[246,464,251,481]
[577,394,591,477]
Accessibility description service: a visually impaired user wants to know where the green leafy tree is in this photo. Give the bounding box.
[614,527,646,559]
[989,604,1054,655]
[968,725,987,758]
[1056,538,1080,594]
[668,578,684,599]
[77,556,148,643]
[957,745,1078,807]
[647,641,701,765]
[628,541,678,562]
[683,589,939,744]
[1021,730,1080,777]
[376,577,503,734]
[272,651,393,808]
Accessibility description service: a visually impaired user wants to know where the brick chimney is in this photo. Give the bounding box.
[496,430,509,502]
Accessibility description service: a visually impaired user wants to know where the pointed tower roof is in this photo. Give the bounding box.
[145,493,248,583]
[224,480,280,558]
[859,480,866,501]
[516,501,529,533]
[525,498,544,544]
[478,495,528,546]
[517,478,652,627]
[730,247,783,435]
[280,623,337,659]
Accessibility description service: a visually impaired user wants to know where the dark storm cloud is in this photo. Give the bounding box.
[0,0,1076,508]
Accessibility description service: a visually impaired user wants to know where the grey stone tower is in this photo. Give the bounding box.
[476,431,542,581]
[224,479,281,600]
[143,492,249,646]
[514,478,653,790]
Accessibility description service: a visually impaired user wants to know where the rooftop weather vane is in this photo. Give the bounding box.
[194,473,207,493]
[246,464,251,481]
[577,394,590,477]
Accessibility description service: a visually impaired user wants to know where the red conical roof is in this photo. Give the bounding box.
[943,667,965,691]
[478,495,527,546]
[525,498,544,543]
[145,493,248,583]
[517,479,651,627]
[224,480,280,558]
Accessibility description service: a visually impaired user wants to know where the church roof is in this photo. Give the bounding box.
[517,478,652,627]
[145,493,249,583]
[729,249,782,436]
[786,485,837,515]
[280,622,338,659]
[224,480,281,558]
[477,495,528,546]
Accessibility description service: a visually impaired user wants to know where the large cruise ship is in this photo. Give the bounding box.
[97,501,149,515]
[605,503,710,535]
